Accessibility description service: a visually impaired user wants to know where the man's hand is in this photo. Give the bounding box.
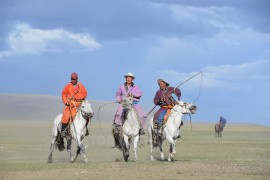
[118,100,122,104]
[65,102,70,106]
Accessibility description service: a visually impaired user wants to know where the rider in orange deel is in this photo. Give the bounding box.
[61,72,88,137]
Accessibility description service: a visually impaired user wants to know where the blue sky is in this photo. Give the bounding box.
[1,0,270,126]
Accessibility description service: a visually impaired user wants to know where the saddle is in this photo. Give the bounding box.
[153,108,172,130]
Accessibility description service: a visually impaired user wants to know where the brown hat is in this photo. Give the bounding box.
[71,72,78,79]
[157,79,169,86]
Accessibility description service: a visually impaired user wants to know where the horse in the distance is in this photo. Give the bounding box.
[215,117,227,138]
[112,95,140,162]
[148,100,197,162]
[47,100,94,163]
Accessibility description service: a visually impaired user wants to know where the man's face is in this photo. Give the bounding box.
[159,81,167,89]
[71,78,78,85]
[125,76,133,84]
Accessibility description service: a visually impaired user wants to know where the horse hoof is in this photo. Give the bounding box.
[168,156,174,162]
[47,159,52,163]
[150,156,155,161]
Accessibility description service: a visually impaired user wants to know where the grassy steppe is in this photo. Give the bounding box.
[0,120,269,180]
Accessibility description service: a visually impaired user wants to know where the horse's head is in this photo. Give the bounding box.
[121,95,133,111]
[80,100,94,118]
[176,101,197,114]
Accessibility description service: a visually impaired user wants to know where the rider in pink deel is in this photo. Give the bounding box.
[113,73,146,135]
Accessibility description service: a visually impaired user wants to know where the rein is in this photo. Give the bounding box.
[97,101,118,129]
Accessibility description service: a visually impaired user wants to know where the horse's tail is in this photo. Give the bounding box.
[56,130,65,152]
[112,124,122,149]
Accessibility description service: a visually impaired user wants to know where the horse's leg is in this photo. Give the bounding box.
[149,128,154,161]
[71,145,80,163]
[168,143,175,162]
[71,142,88,163]
[71,132,86,163]
[167,136,175,162]
[133,135,139,162]
[172,140,177,155]
[47,127,58,163]
[67,138,72,161]
[80,143,89,163]
[159,140,164,161]
[122,135,130,162]
[47,139,55,163]
[124,135,129,149]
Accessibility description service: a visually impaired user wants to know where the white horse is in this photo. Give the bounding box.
[47,100,94,163]
[148,100,197,162]
[120,95,140,162]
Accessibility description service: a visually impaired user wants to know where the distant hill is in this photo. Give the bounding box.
[1,94,268,127]
[0,94,118,122]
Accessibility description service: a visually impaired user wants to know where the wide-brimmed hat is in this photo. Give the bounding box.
[124,72,135,79]
[157,79,169,86]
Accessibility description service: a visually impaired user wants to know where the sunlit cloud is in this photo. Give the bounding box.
[0,23,102,59]
[155,60,269,90]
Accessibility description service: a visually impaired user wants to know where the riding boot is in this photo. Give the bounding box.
[139,128,145,135]
[61,123,68,137]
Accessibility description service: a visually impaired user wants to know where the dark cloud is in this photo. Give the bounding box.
[0,0,226,42]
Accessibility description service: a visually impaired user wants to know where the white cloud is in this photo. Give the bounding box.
[155,60,269,90]
[0,23,102,59]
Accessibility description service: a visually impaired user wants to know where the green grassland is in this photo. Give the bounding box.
[0,120,269,180]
